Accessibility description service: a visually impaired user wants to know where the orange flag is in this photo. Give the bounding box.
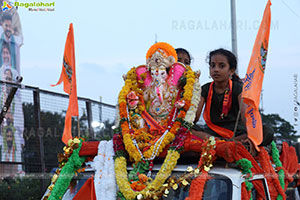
[52,23,79,144]
[242,0,271,149]
[73,176,96,200]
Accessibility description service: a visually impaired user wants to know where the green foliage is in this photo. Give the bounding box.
[22,103,90,173]
[0,176,49,200]
[23,103,65,173]
[271,141,284,200]
[21,103,92,199]
[261,113,298,142]
[48,140,86,200]
[236,158,253,200]
[128,160,149,182]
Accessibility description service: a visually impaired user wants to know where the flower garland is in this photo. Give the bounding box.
[44,138,86,200]
[127,136,216,200]
[114,136,215,200]
[184,77,201,124]
[114,64,201,199]
[186,137,216,200]
[258,146,286,200]
[113,127,190,200]
[91,140,116,200]
[113,133,126,158]
[119,67,142,162]
[118,66,195,163]
[271,141,285,200]
[115,150,180,200]
[146,42,178,62]
[236,158,253,200]
[114,105,121,129]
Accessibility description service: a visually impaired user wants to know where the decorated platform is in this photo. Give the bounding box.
[42,41,300,200]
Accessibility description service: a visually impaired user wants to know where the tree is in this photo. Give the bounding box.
[23,102,65,173]
[0,176,44,200]
[22,103,90,173]
[261,113,299,142]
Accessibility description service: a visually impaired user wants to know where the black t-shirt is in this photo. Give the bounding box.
[201,81,246,136]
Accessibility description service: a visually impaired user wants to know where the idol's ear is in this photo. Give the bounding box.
[168,63,186,86]
[136,65,152,87]
[166,56,176,66]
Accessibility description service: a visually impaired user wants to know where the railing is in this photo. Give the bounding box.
[0,80,116,192]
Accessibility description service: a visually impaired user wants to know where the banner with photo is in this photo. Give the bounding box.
[0,0,24,175]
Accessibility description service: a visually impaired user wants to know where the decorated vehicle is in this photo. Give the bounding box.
[40,4,300,198]
[43,162,274,200]
[42,42,300,200]
[42,138,300,200]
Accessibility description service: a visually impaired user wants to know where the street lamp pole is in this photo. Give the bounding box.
[231,0,238,61]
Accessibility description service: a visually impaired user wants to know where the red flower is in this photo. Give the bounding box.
[113,134,125,152]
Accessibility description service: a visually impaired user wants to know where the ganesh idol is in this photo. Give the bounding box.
[113,42,202,199]
[123,42,200,130]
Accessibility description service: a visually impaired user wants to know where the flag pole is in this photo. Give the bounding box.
[233,97,244,137]
[52,23,79,144]
[230,0,238,59]
[77,116,80,137]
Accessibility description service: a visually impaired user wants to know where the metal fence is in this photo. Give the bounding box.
[0,80,116,178]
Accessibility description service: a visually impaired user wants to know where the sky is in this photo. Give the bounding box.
[15,0,300,134]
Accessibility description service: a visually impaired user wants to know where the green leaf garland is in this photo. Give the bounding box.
[236,158,253,200]
[48,140,86,200]
[271,141,285,200]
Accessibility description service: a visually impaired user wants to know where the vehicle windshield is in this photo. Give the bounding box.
[163,174,232,200]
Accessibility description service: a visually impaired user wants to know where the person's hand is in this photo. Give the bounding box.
[232,133,247,141]
[241,138,257,156]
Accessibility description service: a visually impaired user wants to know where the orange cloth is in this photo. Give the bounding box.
[203,80,234,139]
[215,141,263,173]
[79,141,100,157]
[73,176,96,200]
[241,182,251,200]
[242,0,271,149]
[280,142,299,190]
[51,23,79,144]
[259,147,286,200]
[186,172,210,200]
[252,179,267,200]
[184,132,203,152]
[141,111,164,133]
[183,137,299,200]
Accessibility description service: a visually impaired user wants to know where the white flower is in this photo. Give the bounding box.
[137,194,143,200]
[184,81,201,123]
[115,105,120,128]
[186,166,193,172]
[92,140,116,200]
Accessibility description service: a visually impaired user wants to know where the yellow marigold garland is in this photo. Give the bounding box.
[118,66,195,163]
[183,66,195,102]
[116,63,198,199]
[115,150,180,200]
[118,67,136,105]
